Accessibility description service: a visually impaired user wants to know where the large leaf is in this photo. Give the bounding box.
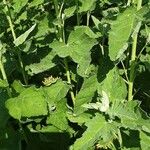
[5,87,48,120]
[109,7,136,61]
[50,27,97,77]
[14,24,36,47]
[98,67,127,102]
[72,113,117,150]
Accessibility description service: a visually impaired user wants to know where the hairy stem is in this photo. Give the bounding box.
[3,0,28,85]
[128,0,142,101]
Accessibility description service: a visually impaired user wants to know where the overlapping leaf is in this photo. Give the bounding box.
[109,7,136,61]
[50,27,97,77]
[72,113,118,150]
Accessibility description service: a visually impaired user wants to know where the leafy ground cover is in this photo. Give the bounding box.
[0,0,150,149]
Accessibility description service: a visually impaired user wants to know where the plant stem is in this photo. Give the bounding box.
[53,0,76,105]
[3,0,28,85]
[128,0,142,101]
[76,0,80,26]
[0,53,11,97]
[87,11,90,26]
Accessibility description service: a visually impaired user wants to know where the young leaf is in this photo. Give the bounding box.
[109,8,136,61]
[64,6,76,19]
[14,24,36,47]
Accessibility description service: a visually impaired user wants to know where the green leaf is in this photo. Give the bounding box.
[0,79,8,88]
[108,100,138,121]
[109,8,136,61]
[74,26,100,38]
[98,67,127,102]
[78,0,96,13]
[140,131,150,150]
[26,51,56,76]
[29,0,44,7]
[72,113,117,150]
[74,75,98,115]
[64,6,76,19]
[46,99,68,131]
[50,28,97,77]
[42,79,70,104]
[5,87,48,120]
[14,24,36,47]
[12,0,28,13]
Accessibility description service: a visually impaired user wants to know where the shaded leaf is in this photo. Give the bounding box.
[14,24,36,47]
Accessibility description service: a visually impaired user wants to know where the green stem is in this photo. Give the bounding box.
[0,54,11,97]
[87,11,90,26]
[53,0,76,105]
[128,0,142,101]
[76,0,80,26]
[127,0,132,6]
[3,0,28,85]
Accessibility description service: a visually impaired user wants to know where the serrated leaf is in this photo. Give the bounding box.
[5,87,48,120]
[98,67,127,102]
[26,51,56,75]
[108,100,138,121]
[109,8,136,61]
[14,24,36,47]
[74,75,98,115]
[50,28,97,77]
[72,113,117,150]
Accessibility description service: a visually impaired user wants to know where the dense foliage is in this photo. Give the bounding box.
[0,0,150,149]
